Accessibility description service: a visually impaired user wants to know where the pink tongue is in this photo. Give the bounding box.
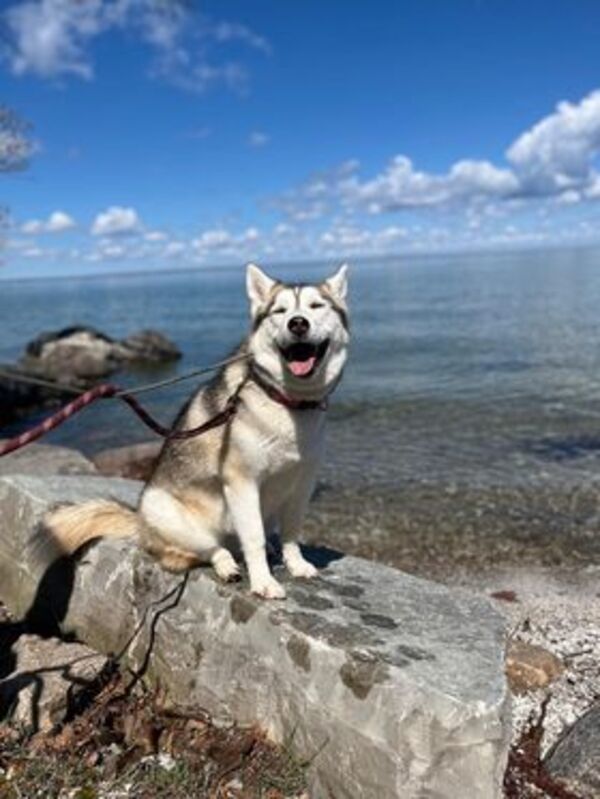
[288,356,316,377]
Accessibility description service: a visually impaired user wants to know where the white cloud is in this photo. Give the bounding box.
[241,226,260,242]
[21,209,75,234]
[22,245,44,258]
[144,229,167,242]
[189,226,267,262]
[586,175,600,200]
[99,242,125,258]
[347,156,518,212]
[248,131,270,148]
[507,91,600,196]
[273,222,294,237]
[11,207,600,271]
[192,228,233,251]
[1,0,270,93]
[91,205,141,236]
[318,223,408,255]
[277,90,600,220]
[3,0,102,79]
[164,240,186,257]
[20,219,43,235]
[46,210,76,231]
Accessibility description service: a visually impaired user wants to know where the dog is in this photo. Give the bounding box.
[45,263,349,599]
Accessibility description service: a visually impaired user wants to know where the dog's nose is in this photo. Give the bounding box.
[287,315,310,337]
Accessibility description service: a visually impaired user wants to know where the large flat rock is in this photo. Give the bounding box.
[0,473,510,798]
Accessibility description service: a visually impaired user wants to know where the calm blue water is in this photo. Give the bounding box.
[3,248,600,504]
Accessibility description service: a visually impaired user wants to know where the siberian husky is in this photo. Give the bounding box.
[45,263,350,599]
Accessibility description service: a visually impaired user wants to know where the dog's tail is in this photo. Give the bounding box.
[44,499,139,556]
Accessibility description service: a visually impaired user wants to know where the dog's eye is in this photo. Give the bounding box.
[272,307,286,315]
[309,302,325,310]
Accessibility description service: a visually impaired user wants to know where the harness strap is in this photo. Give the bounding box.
[248,364,329,411]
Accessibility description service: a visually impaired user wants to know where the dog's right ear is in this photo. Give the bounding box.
[246,263,276,315]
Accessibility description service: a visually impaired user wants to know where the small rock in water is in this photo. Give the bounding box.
[0,326,181,425]
[19,325,181,385]
[119,330,181,362]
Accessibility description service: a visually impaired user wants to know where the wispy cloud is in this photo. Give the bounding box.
[210,21,271,55]
[248,130,270,148]
[1,0,270,93]
[144,229,167,242]
[183,126,212,142]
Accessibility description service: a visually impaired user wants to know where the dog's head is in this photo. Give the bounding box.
[246,263,350,399]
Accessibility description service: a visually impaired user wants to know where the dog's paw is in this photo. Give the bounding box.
[212,550,241,582]
[285,556,318,580]
[251,575,287,600]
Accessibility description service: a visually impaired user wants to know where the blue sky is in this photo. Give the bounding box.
[1,0,600,277]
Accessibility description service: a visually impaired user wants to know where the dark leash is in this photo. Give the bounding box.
[0,382,241,457]
[0,357,329,458]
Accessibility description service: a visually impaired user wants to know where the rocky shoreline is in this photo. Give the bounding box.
[0,439,598,797]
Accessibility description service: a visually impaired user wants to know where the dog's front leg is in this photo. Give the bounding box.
[224,479,286,600]
[280,471,319,580]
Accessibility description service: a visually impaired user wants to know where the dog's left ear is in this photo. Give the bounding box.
[246,263,276,315]
[325,264,348,302]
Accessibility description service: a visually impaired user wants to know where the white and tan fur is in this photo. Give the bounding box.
[45,263,349,599]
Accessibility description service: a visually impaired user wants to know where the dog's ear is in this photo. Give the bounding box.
[325,264,348,302]
[246,263,276,315]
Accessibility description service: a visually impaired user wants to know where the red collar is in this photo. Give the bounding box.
[249,365,329,411]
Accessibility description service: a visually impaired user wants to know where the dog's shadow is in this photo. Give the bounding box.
[265,535,345,571]
[0,551,82,728]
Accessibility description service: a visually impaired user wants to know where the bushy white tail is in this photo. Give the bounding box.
[44,500,138,555]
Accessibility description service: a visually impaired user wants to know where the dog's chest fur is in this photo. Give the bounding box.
[235,387,326,481]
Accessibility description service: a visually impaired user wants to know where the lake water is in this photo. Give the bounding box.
[2,249,600,575]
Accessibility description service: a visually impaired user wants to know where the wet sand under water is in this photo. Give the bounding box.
[305,397,600,587]
[306,478,599,585]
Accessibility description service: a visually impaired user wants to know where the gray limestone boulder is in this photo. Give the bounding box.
[0,442,97,477]
[0,473,510,798]
[544,703,600,796]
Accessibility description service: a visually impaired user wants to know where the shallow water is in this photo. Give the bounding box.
[2,249,600,566]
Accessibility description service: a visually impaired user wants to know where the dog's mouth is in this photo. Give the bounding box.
[279,339,330,378]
